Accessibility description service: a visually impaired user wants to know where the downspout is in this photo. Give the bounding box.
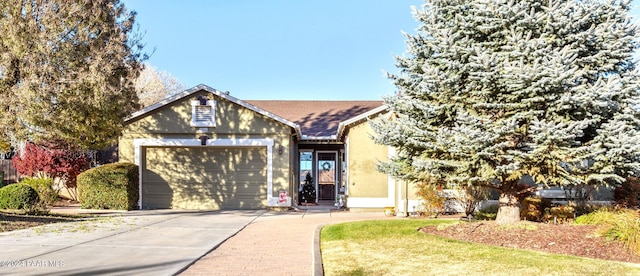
[405,180,409,217]
[291,131,298,207]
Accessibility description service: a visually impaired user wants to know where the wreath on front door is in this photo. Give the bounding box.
[321,161,331,171]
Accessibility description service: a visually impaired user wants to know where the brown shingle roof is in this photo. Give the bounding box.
[245,100,384,138]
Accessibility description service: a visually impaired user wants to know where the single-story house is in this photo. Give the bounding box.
[119,84,421,212]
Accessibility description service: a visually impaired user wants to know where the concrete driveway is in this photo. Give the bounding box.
[0,210,264,276]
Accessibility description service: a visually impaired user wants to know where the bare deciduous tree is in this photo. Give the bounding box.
[135,65,186,107]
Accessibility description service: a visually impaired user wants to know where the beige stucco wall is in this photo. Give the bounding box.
[345,120,389,199]
[119,90,294,202]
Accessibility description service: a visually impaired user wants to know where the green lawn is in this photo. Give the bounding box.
[320,219,640,276]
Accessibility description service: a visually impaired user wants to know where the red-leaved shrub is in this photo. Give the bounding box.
[13,143,89,188]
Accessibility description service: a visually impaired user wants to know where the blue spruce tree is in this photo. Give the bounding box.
[372,0,640,224]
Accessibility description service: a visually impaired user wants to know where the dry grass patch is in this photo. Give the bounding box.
[320,219,640,276]
[0,211,85,232]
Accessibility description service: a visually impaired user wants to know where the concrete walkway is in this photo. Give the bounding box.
[0,206,391,276]
[180,207,390,276]
[0,209,264,276]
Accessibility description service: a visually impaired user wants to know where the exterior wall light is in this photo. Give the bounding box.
[199,135,208,145]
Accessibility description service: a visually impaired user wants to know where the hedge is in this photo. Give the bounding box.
[77,162,139,210]
[0,183,40,210]
[20,177,57,206]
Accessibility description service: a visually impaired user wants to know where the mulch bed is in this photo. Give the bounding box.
[419,221,640,263]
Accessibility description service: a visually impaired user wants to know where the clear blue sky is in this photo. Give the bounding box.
[123,0,640,100]
[123,0,423,100]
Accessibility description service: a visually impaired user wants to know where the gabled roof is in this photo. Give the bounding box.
[125,84,302,137]
[126,84,387,141]
[245,100,384,140]
[336,105,388,139]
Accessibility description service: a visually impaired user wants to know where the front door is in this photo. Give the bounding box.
[317,152,337,201]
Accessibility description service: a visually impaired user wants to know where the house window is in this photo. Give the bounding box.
[299,151,313,190]
[191,99,216,127]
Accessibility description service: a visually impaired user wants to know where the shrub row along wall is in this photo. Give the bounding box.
[0,183,39,210]
[77,162,139,210]
[0,178,57,211]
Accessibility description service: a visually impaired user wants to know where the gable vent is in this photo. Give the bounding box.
[195,106,212,121]
[191,99,216,128]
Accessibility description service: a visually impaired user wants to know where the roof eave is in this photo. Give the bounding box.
[125,84,302,137]
[125,84,209,122]
[300,135,338,141]
[336,105,388,139]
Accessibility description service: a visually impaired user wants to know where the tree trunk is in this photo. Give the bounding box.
[495,192,521,224]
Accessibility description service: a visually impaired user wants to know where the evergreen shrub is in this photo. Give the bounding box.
[546,205,575,224]
[520,196,553,222]
[77,162,139,210]
[0,183,40,210]
[20,178,57,206]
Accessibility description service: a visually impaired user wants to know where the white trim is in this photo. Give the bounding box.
[339,148,345,195]
[398,199,423,214]
[389,146,399,212]
[341,105,388,126]
[346,197,394,208]
[300,135,337,140]
[336,105,387,138]
[397,180,403,212]
[133,138,275,209]
[344,136,349,196]
[190,100,216,127]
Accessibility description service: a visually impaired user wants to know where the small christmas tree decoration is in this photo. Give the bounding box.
[299,173,316,204]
